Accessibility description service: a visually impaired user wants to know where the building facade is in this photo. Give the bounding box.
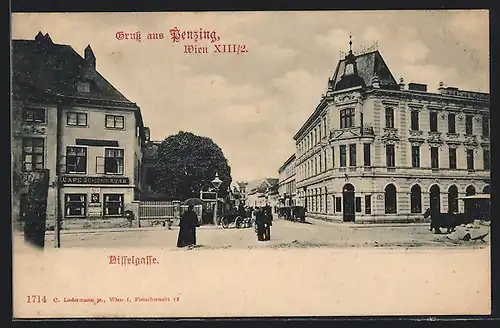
[293,44,490,223]
[278,154,296,207]
[245,178,279,208]
[12,32,147,229]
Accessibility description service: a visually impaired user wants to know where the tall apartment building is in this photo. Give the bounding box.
[12,32,147,228]
[278,154,296,207]
[293,43,490,223]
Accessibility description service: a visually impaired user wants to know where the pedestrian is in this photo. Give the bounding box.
[177,205,200,248]
[264,203,273,241]
[255,207,266,241]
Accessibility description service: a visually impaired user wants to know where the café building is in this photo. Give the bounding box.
[12,32,147,228]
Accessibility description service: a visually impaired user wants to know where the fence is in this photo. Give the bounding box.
[138,200,203,226]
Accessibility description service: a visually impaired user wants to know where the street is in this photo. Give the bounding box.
[43,218,489,249]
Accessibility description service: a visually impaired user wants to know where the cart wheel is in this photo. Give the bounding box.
[235,216,242,229]
[221,217,229,229]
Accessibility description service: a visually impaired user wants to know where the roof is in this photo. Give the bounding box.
[278,154,296,173]
[330,50,399,91]
[12,32,135,104]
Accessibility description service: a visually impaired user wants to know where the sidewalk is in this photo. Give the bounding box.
[300,217,430,228]
[43,224,222,235]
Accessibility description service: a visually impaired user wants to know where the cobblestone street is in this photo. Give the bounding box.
[41,218,489,249]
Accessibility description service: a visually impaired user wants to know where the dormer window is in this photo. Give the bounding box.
[76,81,90,93]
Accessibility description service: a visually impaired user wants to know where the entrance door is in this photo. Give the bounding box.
[429,185,440,214]
[342,184,355,222]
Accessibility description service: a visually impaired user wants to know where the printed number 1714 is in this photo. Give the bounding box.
[27,295,47,303]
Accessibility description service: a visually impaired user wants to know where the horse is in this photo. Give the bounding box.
[424,208,468,234]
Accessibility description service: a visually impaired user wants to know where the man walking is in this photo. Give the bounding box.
[264,203,273,241]
[255,207,266,241]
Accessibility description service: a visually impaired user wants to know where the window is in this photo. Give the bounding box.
[411,110,419,131]
[410,185,422,213]
[449,148,457,169]
[431,147,439,169]
[411,145,420,168]
[355,197,361,213]
[465,115,473,135]
[331,147,335,168]
[65,194,86,217]
[429,112,438,132]
[364,195,371,214]
[335,197,342,212]
[66,147,87,173]
[22,107,45,123]
[448,185,459,213]
[67,112,87,126]
[349,144,356,167]
[105,148,124,174]
[386,144,395,168]
[363,144,371,166]
[314,157,318,175]
[448,113,456,134]
[483,149,490,170]
[482,116,489,137]
[340,108,355,128]
[384,184,397,214]
[104,194,124,216]
[340,145,346,167]
[22,137,44,171]
[105,115,125,129]
[467,149,474,170]
[385,107,394,128]
[76,81,90,93]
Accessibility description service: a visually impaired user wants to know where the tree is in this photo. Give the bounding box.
[150,131,232,200]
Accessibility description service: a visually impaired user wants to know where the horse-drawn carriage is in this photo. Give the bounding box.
[278,206,306,223]
[425,194,490,234]
[220,207,253,229]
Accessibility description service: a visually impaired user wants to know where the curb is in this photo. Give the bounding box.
[44,225,223,235]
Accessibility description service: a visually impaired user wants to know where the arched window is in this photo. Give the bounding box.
[410,185,422,213]
[466,185,476,196]
[384,184,397,214]
[483,185,490,194]
[429,185,441,213]
[448,185,459,213]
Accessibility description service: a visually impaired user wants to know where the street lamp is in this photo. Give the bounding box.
[211,173,223,225]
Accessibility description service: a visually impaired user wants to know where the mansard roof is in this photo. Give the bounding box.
[330,50,399,91]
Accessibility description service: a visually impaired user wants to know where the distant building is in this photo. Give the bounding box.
[246,178,279,208]
[12,32,148,228]
[292,41,490,223]
[278,154,296,207]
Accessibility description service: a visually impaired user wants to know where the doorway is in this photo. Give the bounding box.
[429,185,440,213]
[342,184,355,222]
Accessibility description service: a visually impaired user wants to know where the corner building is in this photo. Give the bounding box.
[293,46,490,223]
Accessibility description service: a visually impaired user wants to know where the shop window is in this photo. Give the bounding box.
[65,194,86,217]
[104,194,124,216]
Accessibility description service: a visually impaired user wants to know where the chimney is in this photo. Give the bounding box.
[371,73,380,89]
[84,45,96,70]
[398,77,405,90]
[408,83,427,92]
[437,81,445,94]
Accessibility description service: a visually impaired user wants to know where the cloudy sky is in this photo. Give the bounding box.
[11,10,489,183]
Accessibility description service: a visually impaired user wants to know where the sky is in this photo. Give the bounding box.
[11,10,489,184]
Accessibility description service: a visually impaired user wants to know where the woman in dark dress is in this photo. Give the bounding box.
[177,205,200,248]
